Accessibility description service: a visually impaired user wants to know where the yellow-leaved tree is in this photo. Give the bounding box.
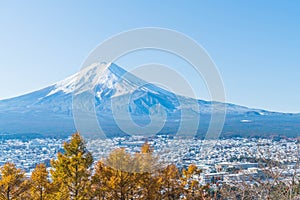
[160,164,182,200]
[181,164,204,199]
[134,142,162,199]
[30,163,51,200]
[91,161,110,200]
[50,132,93,200]
[0,162,30,200]
[92,148,138,200]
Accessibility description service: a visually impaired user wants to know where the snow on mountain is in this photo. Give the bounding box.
[44,63,138,100]
[40,62,273,117]
[0,62,299,137]
[46,73,77,97]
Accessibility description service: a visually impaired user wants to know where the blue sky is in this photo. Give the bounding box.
[0,1,299,113]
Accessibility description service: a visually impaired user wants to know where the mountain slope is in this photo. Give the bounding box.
[0,63,299,138]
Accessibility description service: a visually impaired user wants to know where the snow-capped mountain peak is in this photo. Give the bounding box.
[0,63,299,138]
[45,62,136,98]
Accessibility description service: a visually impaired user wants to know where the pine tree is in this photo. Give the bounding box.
[30,163,51,200]
[50,132,93,200]
[0,162,29,200]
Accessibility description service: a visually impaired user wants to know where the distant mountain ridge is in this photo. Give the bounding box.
[0,63,299,138]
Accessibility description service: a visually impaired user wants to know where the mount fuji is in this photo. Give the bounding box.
[0,63,299,138]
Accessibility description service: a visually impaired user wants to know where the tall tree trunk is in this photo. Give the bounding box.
[40,188,43,200]
[6,187,10,200]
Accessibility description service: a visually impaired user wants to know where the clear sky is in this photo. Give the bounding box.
[0,1,299,113]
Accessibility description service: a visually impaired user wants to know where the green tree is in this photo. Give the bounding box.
[50,132,93,200]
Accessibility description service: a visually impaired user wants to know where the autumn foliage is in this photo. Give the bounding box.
[0,133,218,199]
[0,133,298,200]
